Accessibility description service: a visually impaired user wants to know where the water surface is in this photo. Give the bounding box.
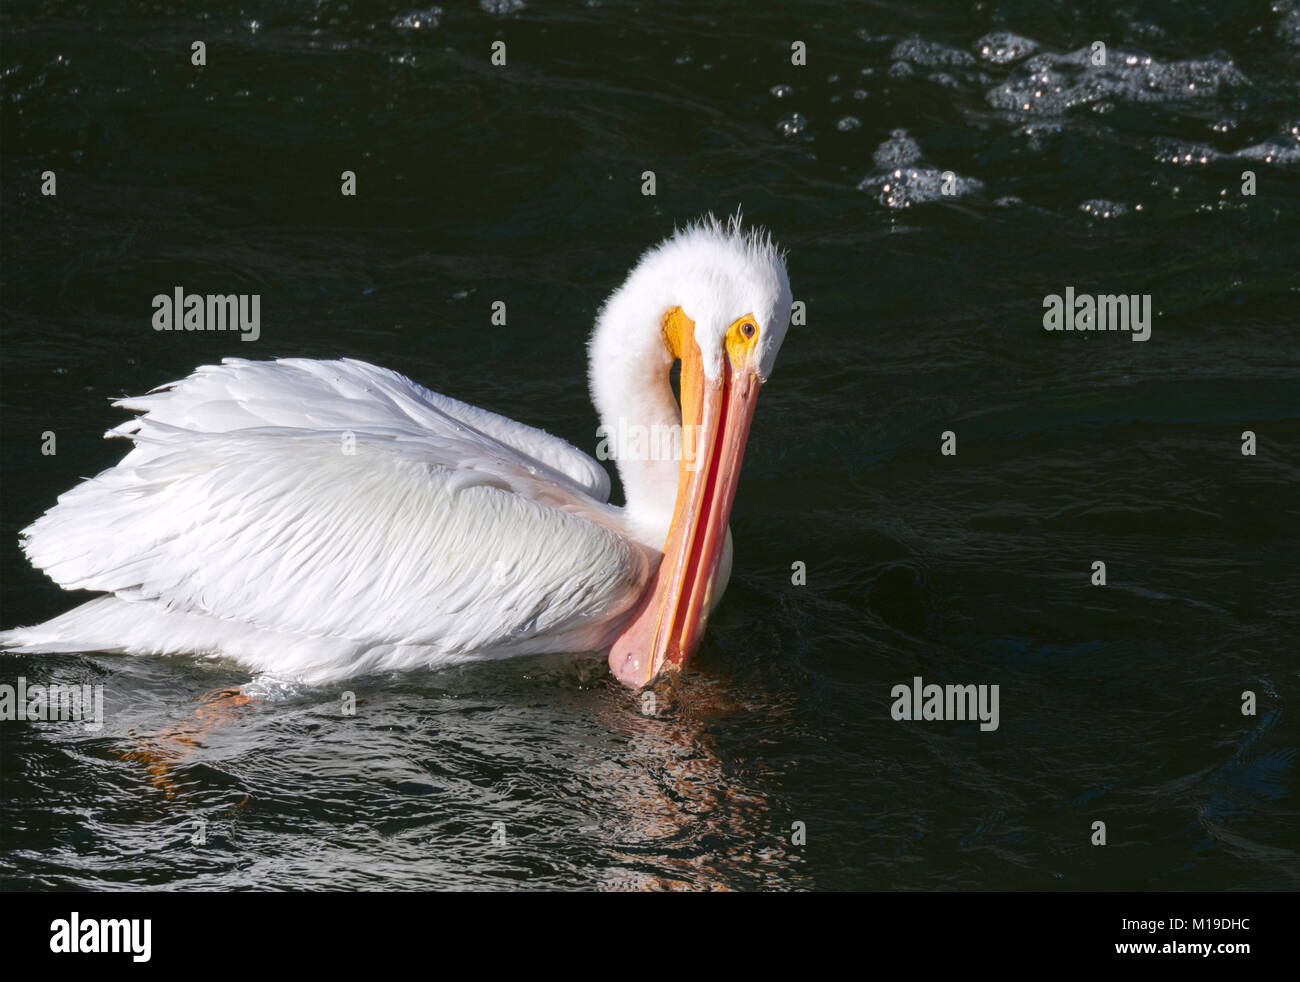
[1,0,1298,890]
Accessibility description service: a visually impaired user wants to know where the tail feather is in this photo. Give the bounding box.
[1,596,463,684]
[2,596,216,655]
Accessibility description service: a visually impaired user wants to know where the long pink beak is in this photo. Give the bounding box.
[607,344,761,688]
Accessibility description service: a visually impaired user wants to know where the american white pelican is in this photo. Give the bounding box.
[2,215,792,690]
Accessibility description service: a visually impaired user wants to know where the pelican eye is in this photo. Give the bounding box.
[725,315,761,367]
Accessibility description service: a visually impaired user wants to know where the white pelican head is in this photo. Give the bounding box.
[589,213,792,688]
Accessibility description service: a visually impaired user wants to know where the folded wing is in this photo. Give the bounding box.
[14,358,651,674]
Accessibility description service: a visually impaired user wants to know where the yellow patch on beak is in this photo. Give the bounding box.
[661,307,760,372]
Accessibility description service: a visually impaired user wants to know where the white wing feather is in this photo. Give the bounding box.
[3,358,652,682]
[109,357,612,501]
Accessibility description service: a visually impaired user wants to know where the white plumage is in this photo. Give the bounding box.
[2,214,792,686]
[5,358,653,682]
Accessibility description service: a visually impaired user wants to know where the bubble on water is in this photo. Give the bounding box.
[859,131,982,208]
[1277,4,1300,46]
[873,129,922,168]
[887,37,995,91]
[987,47,1248,116]
[776,114,808,137]
[837,116,861,131]
[1154,138,1219,166]
[1079,199,1129,219]
[1235,139,1300,164]
[393,6,442,29]
[1231,120,1300,164]
[860,167,984,208]
[852,89,868,100]
[976,31,1039,65]
[242,676,306,702]
[480,0,525,14]
[770,84,793,98]
[891,39,976,67]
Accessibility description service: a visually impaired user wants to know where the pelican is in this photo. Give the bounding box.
[1,215,792,690]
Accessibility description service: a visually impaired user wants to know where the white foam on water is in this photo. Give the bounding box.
[976,31,1040,65]
[858,130,983,208]
[392,6,442,30]
[987,46,1249,116]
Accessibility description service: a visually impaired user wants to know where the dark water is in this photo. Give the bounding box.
[2,0,1298,890]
